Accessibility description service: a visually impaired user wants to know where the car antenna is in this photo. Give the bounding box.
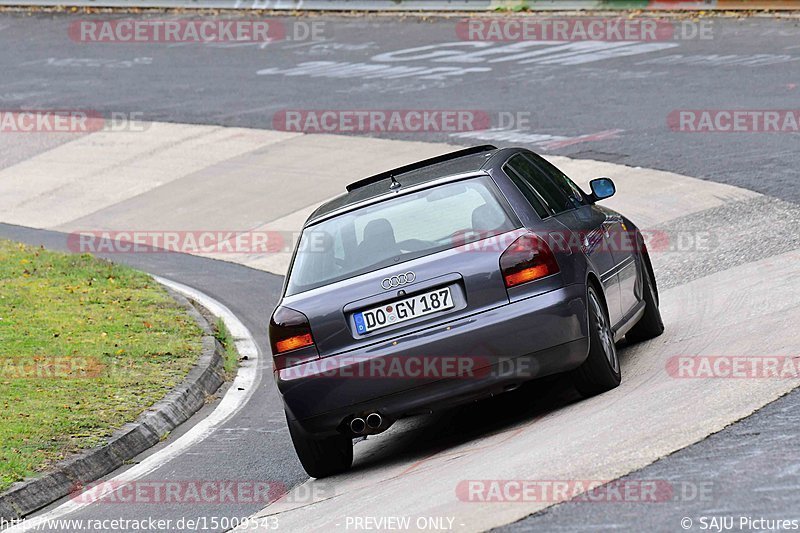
[389,175,401,190]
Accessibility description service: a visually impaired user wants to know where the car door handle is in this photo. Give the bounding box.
[602,215,622,237]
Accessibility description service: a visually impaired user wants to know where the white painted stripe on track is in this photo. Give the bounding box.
[6,276,262,532]
[0,124,298,228]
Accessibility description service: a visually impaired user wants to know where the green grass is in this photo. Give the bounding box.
[0,240,203,492]
[493,1,530,11]
[213,317,240,376]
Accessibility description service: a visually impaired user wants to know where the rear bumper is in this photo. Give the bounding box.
[278,284,588,437]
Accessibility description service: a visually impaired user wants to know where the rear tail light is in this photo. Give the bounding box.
[269,306,318,369]
[500,233,560,288]
[276,333,313,354]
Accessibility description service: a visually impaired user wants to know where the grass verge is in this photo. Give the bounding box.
[0,240,203,493]
[213,317,240,377]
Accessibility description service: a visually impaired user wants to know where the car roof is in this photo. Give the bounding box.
[306,145,515,225]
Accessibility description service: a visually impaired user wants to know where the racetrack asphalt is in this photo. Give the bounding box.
[1,12,798,202]
[1,11,799,533]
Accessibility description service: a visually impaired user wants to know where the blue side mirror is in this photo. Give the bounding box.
[589,177,616,202]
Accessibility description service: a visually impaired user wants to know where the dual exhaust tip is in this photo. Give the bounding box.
[350,413,382,434]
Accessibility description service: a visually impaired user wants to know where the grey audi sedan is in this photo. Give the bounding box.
[269,145,664,477]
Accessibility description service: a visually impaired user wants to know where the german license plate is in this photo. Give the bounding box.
[354,287,453,334]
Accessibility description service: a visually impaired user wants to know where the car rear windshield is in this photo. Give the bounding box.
[285,176,517,295]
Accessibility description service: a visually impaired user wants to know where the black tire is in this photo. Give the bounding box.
[286,413,353,478]
[625,246,665,344]
[571,285,621,397]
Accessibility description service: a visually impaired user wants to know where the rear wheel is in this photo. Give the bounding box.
[625,246,664,344]
[571,285,621,397]
[286,413,353,478]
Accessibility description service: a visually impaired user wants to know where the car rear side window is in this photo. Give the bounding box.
[506,154,578,215]
[527,153,587,207]
[503,163,551,219]
[285,177,518,295]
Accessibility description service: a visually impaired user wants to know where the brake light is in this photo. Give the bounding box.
[500,233,560,288]
[269,306,318,369]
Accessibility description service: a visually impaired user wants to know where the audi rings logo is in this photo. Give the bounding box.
[381,272,416,290]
